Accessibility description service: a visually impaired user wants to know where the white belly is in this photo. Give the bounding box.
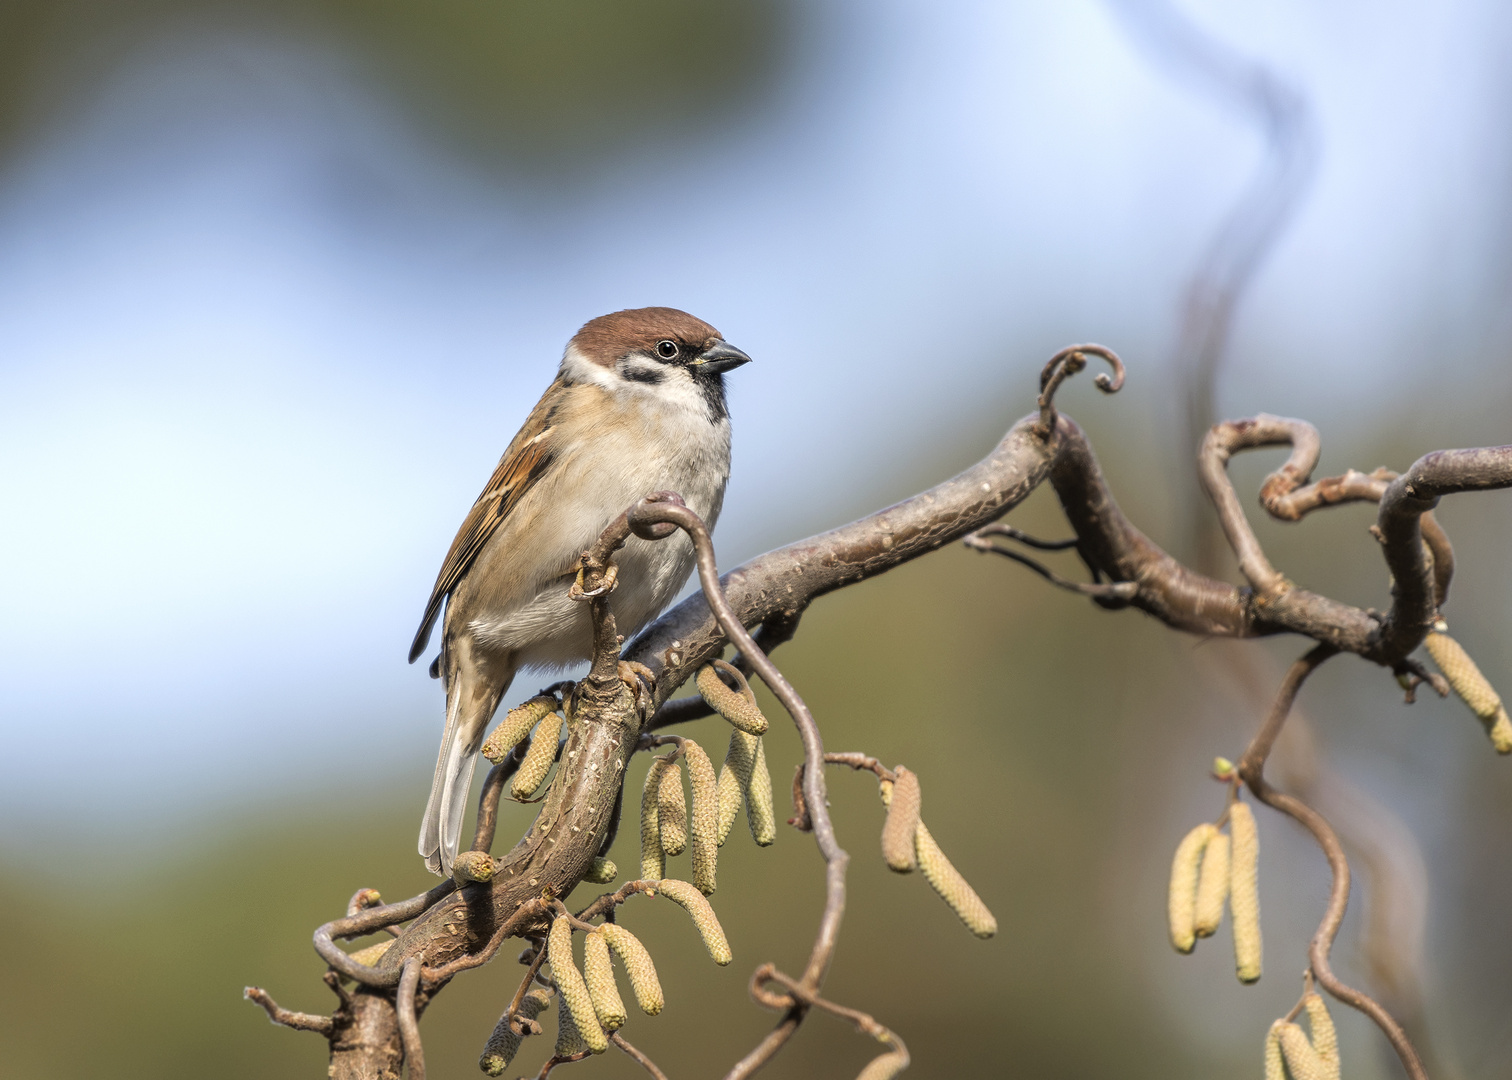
[455,388,730,672]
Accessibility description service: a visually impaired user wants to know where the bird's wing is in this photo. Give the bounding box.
[408,388,561,662]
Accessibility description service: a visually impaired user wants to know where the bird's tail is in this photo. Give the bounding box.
[419,659,513,876]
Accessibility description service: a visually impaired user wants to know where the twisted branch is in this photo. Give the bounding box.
[1236,648,1428,1080]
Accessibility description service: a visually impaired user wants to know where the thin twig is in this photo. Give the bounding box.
[625,497,849,1079]
[421,899,548,984]
[244,986,333,1035]
[534,1050,593,1078]
[966,522,1081,550]
[396,957,425,1080]
[1237,647,1428,1080]
[611,1032,671,1080]
[963,531,1139,601]
[504,941,549,1036]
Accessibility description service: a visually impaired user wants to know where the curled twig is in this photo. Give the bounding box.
[1237,647,1428,1080]
[396,957,426,1080]
[1035,344,1125,438]
[315,883,457,987]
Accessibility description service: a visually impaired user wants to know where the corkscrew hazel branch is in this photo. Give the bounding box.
[396,957,426,1080]
[624,496,851,1077]
[749,964,911,1080]
[1034,343,1125,438]
[1237,645,1428,1080]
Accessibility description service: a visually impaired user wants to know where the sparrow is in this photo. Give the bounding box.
[410,307,752,876]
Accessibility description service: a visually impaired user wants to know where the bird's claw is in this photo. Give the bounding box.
[569,562,619,601]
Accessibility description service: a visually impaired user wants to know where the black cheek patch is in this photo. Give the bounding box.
[621,365,666,385]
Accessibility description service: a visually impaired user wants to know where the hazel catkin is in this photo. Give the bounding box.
[1168,822,1217,954]
[855,1049,909,1080]
[1425,630,1512,753]
[1264,1021,1285,1080]
[881,767,921,873]
[716,747,743,847]
[583,929,627,1032]
[511,711,564,800]
[747,736,776,846]
[584,857,617,884]
[599,922,663,1016]
[641,756,672,881]
[1193,830,1230,938]
[658,760,688,857]
[548,915,607,1053]
[682,739,720,895]
[451,850,495,885]
[695,662,769,735]
[482,695,555,764]
[1229,801,1262,984]
[656,879,733,965]
[1276,1020,1332,1080]
[722,728,775,846]
[479,987,552,1076]
[1303,992,1341,1080]
[915,821,997,938]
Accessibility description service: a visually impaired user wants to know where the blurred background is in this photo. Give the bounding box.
[1,1,1510,1077]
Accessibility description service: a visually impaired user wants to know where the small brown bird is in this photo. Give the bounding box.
[410,307,751,875]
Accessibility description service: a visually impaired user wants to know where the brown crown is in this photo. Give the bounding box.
[568,307,723,368]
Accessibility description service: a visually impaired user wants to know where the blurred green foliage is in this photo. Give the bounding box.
[0,0,790,172]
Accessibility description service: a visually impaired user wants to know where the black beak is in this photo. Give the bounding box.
[691,340,752,375]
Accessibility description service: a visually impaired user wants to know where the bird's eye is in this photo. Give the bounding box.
[655,340,679,360]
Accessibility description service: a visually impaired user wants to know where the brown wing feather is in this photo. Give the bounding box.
[408,386,562,662]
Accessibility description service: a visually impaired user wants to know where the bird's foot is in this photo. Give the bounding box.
[618,660,656,700]
[568,561,619,601]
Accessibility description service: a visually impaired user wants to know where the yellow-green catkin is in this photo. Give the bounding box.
[881,767,921,873]
[1264,1022,1286,1080]
[695,663,769,735]
[584,857,617,884]
[480,987,553,1076]
[656,879,733,965]
[682,740,719,895]
[1168,822,1217,954]
[855,1049,909,1080]
[1426,630,1512,753]
[722,729,772,846]
[1193,830,1230,938]
[583,929,627,1032]
[715,743,744,847]
[641,756,671,881]
[1229,802,1262,983]
[747,736,776,846]
[511,711,565,799]
[452,850,495,885]
[658,760,688,857]
[555,990,588,1057]
[1303,992,1341,1080]
[548,915,607,1053]
[1277,1021,1331,1080]
[915,821,997,938]
[482,695,555,763]
[599,922,663,1015]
